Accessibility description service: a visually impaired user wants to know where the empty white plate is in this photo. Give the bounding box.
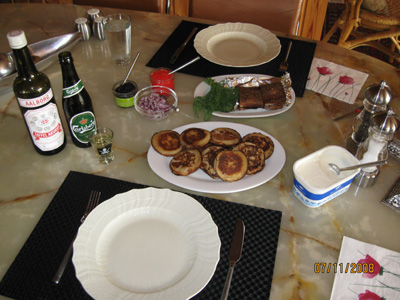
[194,23,281,67]
[73,188,220,300]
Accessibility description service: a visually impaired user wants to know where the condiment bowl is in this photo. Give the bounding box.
[112,80,138,108]
[134,86,178,120]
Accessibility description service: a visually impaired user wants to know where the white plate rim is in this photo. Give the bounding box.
[72,187,221,300]
[193,74,296,118]
[147,121,286,193]
[194,23,281,67]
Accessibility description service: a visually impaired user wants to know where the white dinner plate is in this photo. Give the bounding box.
[193,74,296,118]
[73,188,220,300]
[147,121,286,193]
[194,23,281,67]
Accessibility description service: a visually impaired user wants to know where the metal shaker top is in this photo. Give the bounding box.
[370,107,400,138]
[364,80,392,106]
[86,8,103,24]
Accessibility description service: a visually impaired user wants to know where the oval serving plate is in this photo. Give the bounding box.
[147,121,286,193]
[194,23,281,67]
[193,74,295,118]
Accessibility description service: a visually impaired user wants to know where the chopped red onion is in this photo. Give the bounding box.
[138,93,172,115]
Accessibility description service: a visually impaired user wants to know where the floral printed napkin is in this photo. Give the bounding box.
[330,236,400,299]
[306,58,369,104]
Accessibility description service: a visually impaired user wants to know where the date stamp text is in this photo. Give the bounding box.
[314,263,374,274]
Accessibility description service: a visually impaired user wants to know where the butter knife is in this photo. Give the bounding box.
[221,219,245,300]
[169,27,198,64]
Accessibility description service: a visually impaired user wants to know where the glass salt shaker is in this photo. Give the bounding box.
[354,108,400,187]
[346,81,392,154]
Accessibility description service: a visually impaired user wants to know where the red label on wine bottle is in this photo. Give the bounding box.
[17,88,53,108]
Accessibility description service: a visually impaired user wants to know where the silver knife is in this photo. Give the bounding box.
[169,27,198,64]
[221,219,245,300]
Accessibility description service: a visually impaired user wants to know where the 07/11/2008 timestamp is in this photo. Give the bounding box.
[314,263,374,274]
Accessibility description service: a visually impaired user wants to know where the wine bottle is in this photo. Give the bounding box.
[58,51,97,148]
[7,30,66,155]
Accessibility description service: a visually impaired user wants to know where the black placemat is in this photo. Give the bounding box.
[146,20,316,97]
[0,171,282,300]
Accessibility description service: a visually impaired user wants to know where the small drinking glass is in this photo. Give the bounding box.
[103,13,131,66]
[88,127,114,164]
[150,67,175,91]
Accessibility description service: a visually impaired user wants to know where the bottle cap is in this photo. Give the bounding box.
[7,30,28,49]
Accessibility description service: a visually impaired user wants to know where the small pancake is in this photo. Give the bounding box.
[234,142,265,175]
[179,127,211,149]
[201,145,225,179]
[170,149,201,176]
[151,130,183,157]
[214,150,248,182]
[242,132,275,159]
[210,127,242,147]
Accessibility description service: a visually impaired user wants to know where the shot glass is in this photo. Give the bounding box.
[88,127,114,164]
[150,67,175,91]
[103,13,131,67]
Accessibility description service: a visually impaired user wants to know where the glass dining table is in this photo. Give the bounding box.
[0,3,399,300]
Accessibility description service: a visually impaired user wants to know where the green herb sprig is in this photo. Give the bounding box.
[193,78,238,121]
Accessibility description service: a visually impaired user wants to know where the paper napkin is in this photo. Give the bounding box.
[306,58,369,104]
[330,236,400,299]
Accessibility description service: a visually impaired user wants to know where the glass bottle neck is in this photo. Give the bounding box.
[60,60,80,86]
[12,46,38,78]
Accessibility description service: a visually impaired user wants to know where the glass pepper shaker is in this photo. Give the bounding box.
[354,108,400,187]
[346,81,392,154]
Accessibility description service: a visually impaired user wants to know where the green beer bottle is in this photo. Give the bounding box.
[59,51,97,148]
[7,30,66,155]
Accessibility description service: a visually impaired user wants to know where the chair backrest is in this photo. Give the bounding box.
[188,0,305,35]
[73,0,166,13]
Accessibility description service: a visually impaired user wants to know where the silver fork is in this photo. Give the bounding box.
[279,40,293,72]
[53,190,101,284]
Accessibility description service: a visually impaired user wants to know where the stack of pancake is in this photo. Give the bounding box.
[151,127,275,182]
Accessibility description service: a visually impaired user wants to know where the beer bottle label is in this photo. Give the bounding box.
[70,111,96,144]
[17,88,53,108]
[24,103,65,151]
[63,80,84,98]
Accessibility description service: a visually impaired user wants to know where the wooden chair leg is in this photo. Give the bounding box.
[322,20,341,42]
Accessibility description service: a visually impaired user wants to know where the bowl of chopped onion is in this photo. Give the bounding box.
[134,86,178,120]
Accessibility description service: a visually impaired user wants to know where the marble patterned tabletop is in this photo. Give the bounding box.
[0,3,399,300]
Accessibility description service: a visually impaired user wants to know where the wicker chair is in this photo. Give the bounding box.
[322,0,400,63]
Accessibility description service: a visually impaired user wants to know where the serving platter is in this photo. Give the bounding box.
[147,121,286,193]
[194,74,295,118]
[194,23,281,67]
[73,188,220,300]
